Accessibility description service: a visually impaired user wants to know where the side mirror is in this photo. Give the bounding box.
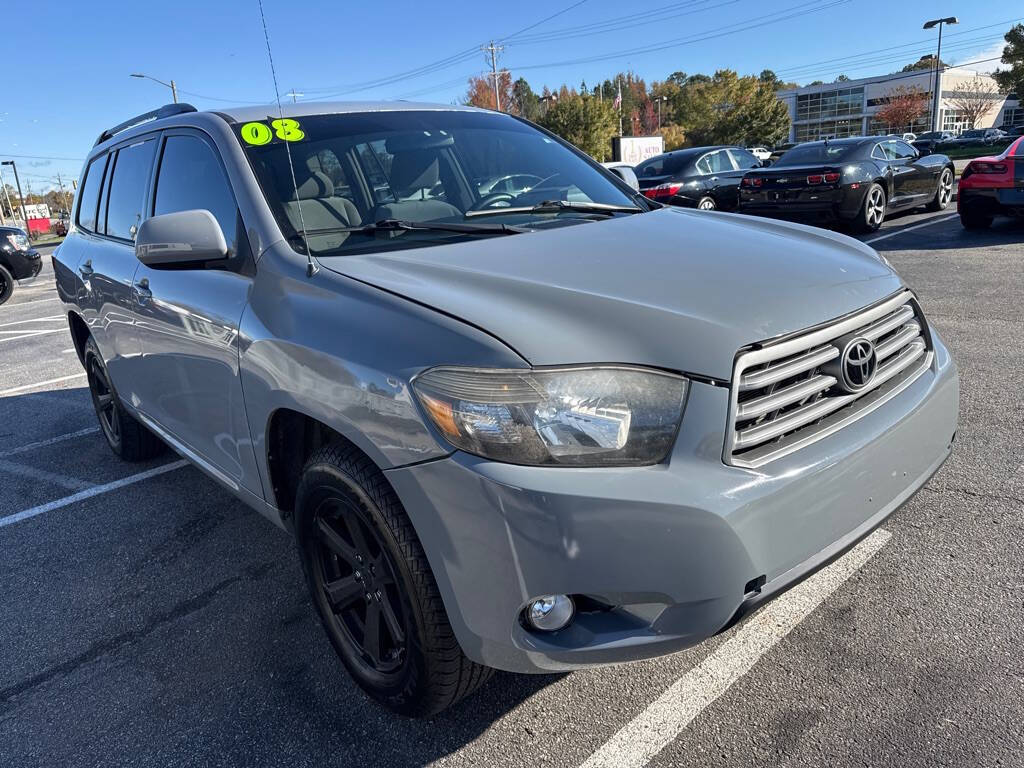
[608,165,640,192]
[135,210,228,268]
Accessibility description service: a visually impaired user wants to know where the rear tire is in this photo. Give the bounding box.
[696,196,716,211]
[0,264,13,306]
[295,442,493,717]
[960,209,993,229]
[83,336,165,461]
[854,183,886,233]
[926,168,954,212]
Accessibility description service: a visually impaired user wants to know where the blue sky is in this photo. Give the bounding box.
[2,0,1020,192]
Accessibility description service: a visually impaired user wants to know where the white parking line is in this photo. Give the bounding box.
[0,316,62,328]
[863,213,958,245]
[0,460,188,530]
[0,427,100,458]
[579,529,892,768]
[3,296,60,307]
[0,328,66,343]
[0,372,87,397]
[0,458,93,491]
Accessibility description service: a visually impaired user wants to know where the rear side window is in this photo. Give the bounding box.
[76,154,108,232]
[154,135,239,253]
[729,148,760,170]
[106,139,157,240]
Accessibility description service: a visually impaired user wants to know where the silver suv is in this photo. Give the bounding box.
[55,101,958,716]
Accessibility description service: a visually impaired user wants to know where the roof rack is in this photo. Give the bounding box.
[94,103,198,147]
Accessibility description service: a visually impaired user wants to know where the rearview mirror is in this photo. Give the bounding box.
[608,165,640,192]
[135,210,228,268]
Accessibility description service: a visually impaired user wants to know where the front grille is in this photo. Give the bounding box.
[726,291,933,467]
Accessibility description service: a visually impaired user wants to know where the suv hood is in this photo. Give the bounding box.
[322,207,902,380]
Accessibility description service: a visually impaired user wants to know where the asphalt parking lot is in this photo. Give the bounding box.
[2,210,1022,768]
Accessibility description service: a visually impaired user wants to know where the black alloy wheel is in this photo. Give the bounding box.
[87,349,122,451]
[295,442,493,716]
[313,496,408,678]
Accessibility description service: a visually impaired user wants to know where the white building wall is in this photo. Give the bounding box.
[777,68,1020,143]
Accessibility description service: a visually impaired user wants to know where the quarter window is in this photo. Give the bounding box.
[106,139,157,240]
[76,154,108,232]
[154,135,239,253]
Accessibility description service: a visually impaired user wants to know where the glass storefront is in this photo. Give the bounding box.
[794,119,862,142]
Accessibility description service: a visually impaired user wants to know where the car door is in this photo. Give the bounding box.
[78,137,157,390]
[698,150,743,209]
[881,140,920,205]
[130,129,262,495]
[891,139,933,198]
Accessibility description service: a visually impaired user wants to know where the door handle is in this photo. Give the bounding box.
[78,259,93,277]
[134,277,152,301]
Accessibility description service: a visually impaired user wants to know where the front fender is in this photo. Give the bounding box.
[238,243,527,505]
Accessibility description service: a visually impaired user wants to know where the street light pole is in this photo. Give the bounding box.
[130,73,179,103]
[1,161,28,234]
[923,17,958,132]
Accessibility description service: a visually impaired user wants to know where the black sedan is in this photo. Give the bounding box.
[635,146,762,211]
[737,137,955,233]
[0,225,42,305]
[912,130,955,156]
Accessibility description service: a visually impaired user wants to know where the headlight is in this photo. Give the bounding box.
[413,366,687,467]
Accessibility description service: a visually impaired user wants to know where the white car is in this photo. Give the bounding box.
[902,133,917,142]
[749,146,772,162]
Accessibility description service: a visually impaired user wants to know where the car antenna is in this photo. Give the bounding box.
[257,0,317,277]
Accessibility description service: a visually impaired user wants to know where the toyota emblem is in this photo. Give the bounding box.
[840,337,877,391]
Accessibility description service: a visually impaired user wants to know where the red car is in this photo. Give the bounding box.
[957,136,1024,229]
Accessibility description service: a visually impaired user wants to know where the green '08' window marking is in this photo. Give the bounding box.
[240,119,305,145]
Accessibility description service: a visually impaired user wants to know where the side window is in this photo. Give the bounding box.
[871,144,887,161]
[695,155,712,175]
[76,154,108,232]
[728,149,760,170]
[706,150,734,173]
[893,140,917,159]
[106,139,157,240]
[354,140,396,204]
[315,149,352,198]
[154,135,239,253]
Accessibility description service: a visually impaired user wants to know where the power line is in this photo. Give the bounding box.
[0,152,85,162]
[499,0,591,41]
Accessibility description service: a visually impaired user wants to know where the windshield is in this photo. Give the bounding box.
[235,110,639,256]
[772,143,857,166]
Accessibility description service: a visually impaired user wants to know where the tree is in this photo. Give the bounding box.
[902,55,946,72]
[948,76,1001,130]
[509,78,542,121]
[464,72,513,111]
[807,80,824,86]
[836,74,850,82]
[874,86,929,132]
[676,69,791,146]
[660,123,687,151]
[992,24,1024,106]
[538,93,618,160]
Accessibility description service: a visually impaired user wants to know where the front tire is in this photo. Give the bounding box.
[83,336,165,461]
[0,264,13,305]
[854,183,886,233]
[927,168,954,211]
[295,442,493,716]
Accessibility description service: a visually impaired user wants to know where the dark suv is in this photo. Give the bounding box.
[0,225,42,304]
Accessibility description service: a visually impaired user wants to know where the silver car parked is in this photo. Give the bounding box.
[55,101,958,716]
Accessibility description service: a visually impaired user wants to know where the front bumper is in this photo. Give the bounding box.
[386,334,958,673]
[5,249,42,279]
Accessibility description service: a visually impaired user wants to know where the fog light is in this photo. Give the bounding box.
[525,594,575,632]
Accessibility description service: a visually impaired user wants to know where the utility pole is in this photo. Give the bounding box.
[923,17,958,132]
[56,173,72,219]
[286,90,304,103]
[482,41,505,111]
[1,161,28,233]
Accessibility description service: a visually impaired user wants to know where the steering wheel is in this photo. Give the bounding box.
[469,192,516,211]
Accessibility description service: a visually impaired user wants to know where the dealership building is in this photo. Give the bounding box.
[776,67,1021,143]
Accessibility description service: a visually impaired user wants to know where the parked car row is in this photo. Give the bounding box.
[633,136,955,233]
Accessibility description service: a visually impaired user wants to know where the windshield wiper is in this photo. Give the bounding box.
[294,219,529,238]
[466,200,643,218]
